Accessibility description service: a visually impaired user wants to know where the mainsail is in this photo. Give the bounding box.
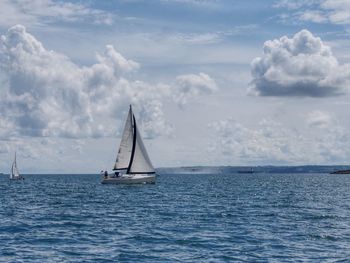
[113,106,155,174]
[10,152,20,179]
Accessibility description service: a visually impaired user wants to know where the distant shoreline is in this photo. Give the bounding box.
[156,165,350,174]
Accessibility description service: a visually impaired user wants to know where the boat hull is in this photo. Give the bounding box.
[10,177,24,180]
[101,174,156,185]
[330,170,350,174]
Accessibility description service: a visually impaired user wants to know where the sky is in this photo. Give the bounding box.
[1,0,350,173]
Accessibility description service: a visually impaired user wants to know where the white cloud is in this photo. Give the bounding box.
[166,32,222,45]
[162,26,259,46]
[160,0,222,9]
[250,29,350,97]
[299,11,328,23]
[128,81,173,139]
[275,0,350,25]
[208,115,350,164]
[0,0,114,28]
[321,0,350,24]
[273,0,320,10]
[0,25,171,139]
[174,73,218,105]
[208,118,296,163]
[0,25,216,140]
[0,136,94,173]
[306,110,333,127]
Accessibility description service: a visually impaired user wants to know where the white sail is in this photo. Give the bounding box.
[112,105,155,174]
[114,108,133,170]
[128,117,155,174]
[10,153,20,179]
[10,163,15,179]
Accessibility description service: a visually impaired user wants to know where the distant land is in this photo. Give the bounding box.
[156,165,350,174]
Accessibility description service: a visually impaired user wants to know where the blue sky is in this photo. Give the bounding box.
[1,0,350,173]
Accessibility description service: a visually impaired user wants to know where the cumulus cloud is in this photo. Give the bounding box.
[250,29,350,97]
[174,73,217,105]
[0,25,216,140]
[208,115,350,164]
[0,25,171,138]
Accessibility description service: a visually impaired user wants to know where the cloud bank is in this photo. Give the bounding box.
[0,25,216,139]
[208,114,350,164]
[250,29,350,97]
[0,25,166,138]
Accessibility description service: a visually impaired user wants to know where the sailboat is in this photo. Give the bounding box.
[10,152,24,180]
[101,105,156,184]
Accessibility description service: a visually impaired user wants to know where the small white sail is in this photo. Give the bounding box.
[128,121,155,174]
[10,152,20,179]
[114,108,133,170]
[10,163,15,179]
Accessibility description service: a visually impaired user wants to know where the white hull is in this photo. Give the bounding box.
[101,174,155,184]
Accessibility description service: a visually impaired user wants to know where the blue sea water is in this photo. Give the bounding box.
[1,173,350,262]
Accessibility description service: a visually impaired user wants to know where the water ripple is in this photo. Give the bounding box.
[1,173,350,262]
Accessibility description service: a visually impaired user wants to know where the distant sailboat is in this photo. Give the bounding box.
[10,152,24,180]
[101,105,156,184]
[238,167,254,174]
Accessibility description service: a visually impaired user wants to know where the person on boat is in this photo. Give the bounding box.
[114,171,119,177]
[104,170,108,179]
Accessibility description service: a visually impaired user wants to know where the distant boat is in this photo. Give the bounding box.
[238,167,254,174]
[101,105,156,184]
[330,169,350,174]
[10,152,24,180]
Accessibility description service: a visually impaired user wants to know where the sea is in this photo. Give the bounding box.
[1,172,350,262]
